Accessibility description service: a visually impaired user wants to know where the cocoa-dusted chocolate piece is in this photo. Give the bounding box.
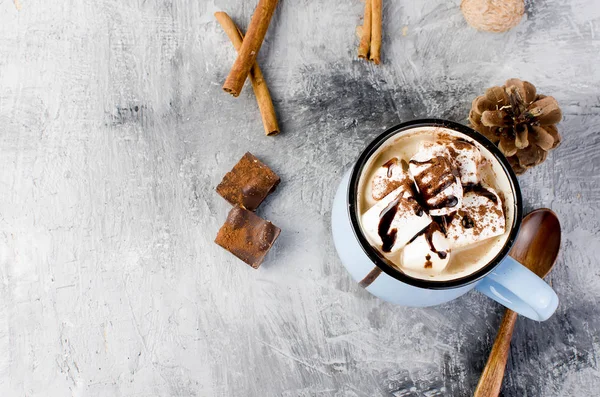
[215,206,280,268]
[216,152,280,211]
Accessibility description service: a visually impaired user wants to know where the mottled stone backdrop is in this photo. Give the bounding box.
[1,0,599,396]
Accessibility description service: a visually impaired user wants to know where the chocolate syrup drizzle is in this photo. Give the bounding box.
[426,222,448,260]
[432,215,448,234]
[405,222,448,260]
[409,158,436,166]
[382,158,398,178]
[461,214,475,229]
[409,156,460,211]
[424,254,433,269]
[407,197,424,217]
[463,183,498,203]
[454,138,477,149]
[429,195,459,210]
[378,197,400,252]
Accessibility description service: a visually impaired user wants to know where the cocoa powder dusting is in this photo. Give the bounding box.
[216,152,280,211]
[215,207,281,268]
[371,158,412,200]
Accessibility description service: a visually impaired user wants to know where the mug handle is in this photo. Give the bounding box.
[475,256,558,321]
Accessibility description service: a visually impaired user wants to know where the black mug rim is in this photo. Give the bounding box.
[347,119,523,290]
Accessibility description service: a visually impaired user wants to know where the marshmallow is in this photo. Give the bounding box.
[419,140,483,186]
[361,185,432,254]
[446,185,506,249]
[409,147,463,216]
[447,140,483,185]
[401,223,451,275]
[371,157,410,201]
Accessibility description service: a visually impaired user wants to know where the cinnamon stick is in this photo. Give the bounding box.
[215,12,280,136]
[358,0,372,59]
[370,0,382,64]
[222,0,279,97]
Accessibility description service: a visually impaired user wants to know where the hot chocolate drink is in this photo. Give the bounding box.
[357,126,515,281]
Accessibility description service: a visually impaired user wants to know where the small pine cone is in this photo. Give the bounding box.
[469,78,562,175]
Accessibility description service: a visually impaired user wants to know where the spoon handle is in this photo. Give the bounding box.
[473,309,519,397]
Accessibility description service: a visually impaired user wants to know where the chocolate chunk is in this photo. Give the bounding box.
[215,207,281,269]
[461,214,475,229]
[216,152,280,211]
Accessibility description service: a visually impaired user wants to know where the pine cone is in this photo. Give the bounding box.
[469,79,562,175]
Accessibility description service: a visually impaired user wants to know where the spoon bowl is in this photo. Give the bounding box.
[509,208,561,278]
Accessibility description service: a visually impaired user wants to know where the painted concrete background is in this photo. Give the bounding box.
[1,0,599,396]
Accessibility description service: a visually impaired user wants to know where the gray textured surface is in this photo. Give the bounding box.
[1,0,599,396]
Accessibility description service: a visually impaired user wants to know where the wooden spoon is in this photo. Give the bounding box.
[474,208,561,397]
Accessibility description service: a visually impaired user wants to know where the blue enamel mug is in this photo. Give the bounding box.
[331,119,558,321]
